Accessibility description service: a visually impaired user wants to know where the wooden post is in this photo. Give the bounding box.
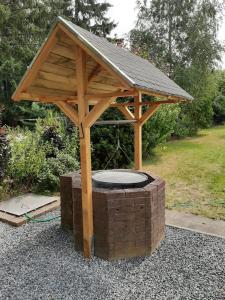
[76,46,93,258]
[134,93,142,170]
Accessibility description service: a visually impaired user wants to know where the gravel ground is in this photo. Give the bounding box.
[0,210,225,300]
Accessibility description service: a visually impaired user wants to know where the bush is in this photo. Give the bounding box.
[91,108,133,170]
[0,128,10,183]
[6,111,80,194]
[7,128,47,187]
[142,105,180,157]
[91,103,180,169]
[213,95,225,124]
[36,152,79,192]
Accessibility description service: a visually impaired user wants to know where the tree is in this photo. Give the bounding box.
[212,71,225,124]
[130,0,224,136]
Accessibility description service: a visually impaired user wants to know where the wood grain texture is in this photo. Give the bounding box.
[76,46,93,258]
[117,106,135,120]
[134,93,142,170]
[12,25,59,100]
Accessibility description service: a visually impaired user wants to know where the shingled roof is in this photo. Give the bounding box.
[57,17,193,101]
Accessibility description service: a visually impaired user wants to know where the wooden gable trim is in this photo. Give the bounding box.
[12,24,60,101]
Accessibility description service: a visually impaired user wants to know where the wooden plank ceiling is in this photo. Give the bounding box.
[28,30,124,101]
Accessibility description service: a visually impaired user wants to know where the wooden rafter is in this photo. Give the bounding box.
[88,64,102,85]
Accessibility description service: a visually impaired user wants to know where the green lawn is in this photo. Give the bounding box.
[143,125,225,220]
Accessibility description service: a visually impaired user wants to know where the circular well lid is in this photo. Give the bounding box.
[92,170,150,189]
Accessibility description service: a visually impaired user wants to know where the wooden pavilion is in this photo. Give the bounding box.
[12,17,193,258]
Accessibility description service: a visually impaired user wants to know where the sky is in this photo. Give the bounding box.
[106,0,225,68]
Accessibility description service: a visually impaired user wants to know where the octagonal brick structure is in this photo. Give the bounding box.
[60,170,165,260]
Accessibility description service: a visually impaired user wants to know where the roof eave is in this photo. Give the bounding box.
[136,86,193,102]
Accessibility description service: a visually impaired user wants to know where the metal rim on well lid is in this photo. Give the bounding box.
[92,170,151,189]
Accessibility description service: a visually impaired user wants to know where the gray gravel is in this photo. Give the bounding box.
[0,210,225,300]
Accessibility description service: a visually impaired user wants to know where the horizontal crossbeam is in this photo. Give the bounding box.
[94,120,137,125]
[110,99,181,107]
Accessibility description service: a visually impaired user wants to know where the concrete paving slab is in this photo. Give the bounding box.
[0,193,58,216]
[166,209,225,239]
[0,195,60,226]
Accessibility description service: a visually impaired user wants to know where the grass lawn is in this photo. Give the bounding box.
[143,125,225,220]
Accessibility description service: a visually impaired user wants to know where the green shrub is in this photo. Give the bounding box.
[7,128,46,186]
[36,152,79,193]
[142,105,180,157]
[0,105,10,183]
[6,111,80,194]
[213,95,225,124]
[91,108,133,170]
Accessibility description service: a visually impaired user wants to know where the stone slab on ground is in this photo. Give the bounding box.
[0,211,224,300]
[0,193,58,216]
[0,195,60,226]
[166,209,225,239]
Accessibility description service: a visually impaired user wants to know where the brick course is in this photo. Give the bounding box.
[60,170,165,260]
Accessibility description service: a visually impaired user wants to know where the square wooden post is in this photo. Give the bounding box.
[134,93,142,170]
[76,46,93,258]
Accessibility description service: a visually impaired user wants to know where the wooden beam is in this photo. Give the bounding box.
[117,106,135,120]
[83,97,116,128]
[27,86,76,97]
[67,90,138,104]
[134,93,142,170]
[94,119,136,125]
[58,23,132,89]
[86,90,137,100]
[88,64,102,85]
[139,88,187,102]
[110,99,181,107]
[17,92,77,103]
[12,25,59,101]
[55,101,79,125]
[138,103,160,126]
[76,46,93,258]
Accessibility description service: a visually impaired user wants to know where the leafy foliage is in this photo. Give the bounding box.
[130,0,224,136]
[91,108,133,170]
[0,105,10,182]
[0,0,116,125]
[142,105,181,157]
[7,111,79,193]
[212,71,225,124]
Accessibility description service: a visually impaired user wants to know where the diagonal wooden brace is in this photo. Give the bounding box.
[116,106,135,120]
[138,103,160,126]
[83,97,116,128]
[56,101,79,126]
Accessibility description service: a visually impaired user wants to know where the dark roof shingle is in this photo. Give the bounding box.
[59,17,193,101]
